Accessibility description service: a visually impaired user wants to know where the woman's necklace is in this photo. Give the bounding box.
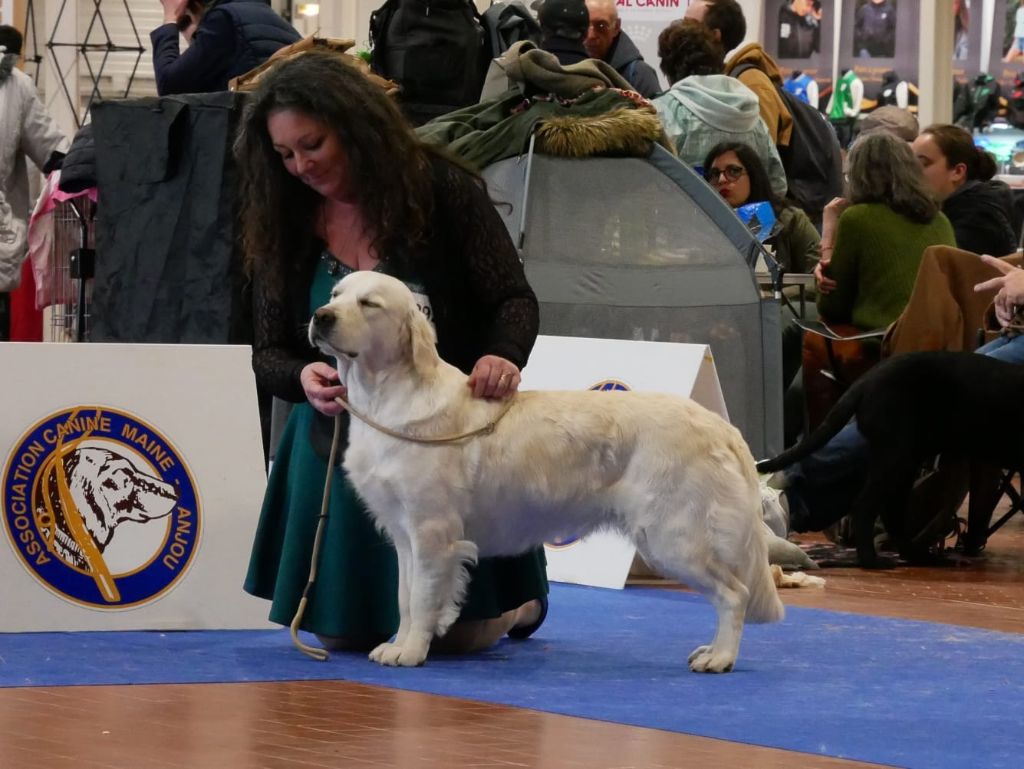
[320,251,349,277]
[319,201,378,274]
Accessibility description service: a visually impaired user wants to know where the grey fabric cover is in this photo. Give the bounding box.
[483,145,782,457]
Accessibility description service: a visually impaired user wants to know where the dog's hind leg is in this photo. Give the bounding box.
[852,460,916,568]
[636,524,749,674]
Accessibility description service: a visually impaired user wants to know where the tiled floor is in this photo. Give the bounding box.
[2,515,1023,768]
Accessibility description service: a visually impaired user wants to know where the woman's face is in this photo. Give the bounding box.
[911,133,965,202]
[267,108,352,201]
[708,150,752,207]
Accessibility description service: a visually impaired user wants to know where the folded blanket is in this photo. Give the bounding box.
[495,40,633,98]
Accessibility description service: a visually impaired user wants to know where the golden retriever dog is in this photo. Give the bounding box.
[308,272,783,673]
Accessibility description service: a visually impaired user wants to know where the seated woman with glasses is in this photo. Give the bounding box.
[705,141,821,445]
[703,141,820,275]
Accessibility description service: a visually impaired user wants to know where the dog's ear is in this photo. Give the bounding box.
[408,306,438,372]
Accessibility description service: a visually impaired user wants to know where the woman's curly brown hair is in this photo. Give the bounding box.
[658,19,725,85]
[234,50,433,290]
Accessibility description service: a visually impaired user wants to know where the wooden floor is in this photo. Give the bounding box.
[3,515,1023,769]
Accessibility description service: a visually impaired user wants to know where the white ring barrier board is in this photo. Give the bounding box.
[0,343,272,631]
[520,336,729,590]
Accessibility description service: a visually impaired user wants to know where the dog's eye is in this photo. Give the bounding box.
[359,298,381,309]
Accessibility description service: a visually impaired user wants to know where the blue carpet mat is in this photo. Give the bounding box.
[2,583,1021,769]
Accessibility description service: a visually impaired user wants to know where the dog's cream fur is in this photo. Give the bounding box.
[309,272,783,672]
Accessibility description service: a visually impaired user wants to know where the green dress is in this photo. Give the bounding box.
[243,256,548,638]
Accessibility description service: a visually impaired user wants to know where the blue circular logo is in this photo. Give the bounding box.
[545,379,632,550]
[2,406,202,609]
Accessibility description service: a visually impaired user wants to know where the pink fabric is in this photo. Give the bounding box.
[27,170,96,310]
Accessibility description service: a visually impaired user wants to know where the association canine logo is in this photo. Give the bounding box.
[546,379,632,550]
[1,407,201,609]
[589,379,630,393]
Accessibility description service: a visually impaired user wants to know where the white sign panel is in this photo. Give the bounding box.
[520,335,728,589]
[0,343,272,631]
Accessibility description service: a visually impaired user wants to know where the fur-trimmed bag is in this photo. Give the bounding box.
[230,36,399,97]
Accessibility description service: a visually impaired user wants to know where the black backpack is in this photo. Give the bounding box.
[370,0,487,126]
[481,1,542,59]
[733,63,843,221]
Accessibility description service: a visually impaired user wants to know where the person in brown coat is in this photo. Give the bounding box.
[685,0,793,146]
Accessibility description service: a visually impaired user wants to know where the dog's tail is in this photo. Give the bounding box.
[755,370,870,475]
[728,432,785,624]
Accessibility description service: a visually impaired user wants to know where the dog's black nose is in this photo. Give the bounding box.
[313,308,335,331]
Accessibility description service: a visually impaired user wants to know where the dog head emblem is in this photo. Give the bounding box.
[40,447,178,570]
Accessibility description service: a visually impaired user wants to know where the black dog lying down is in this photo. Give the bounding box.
[757,351,1021,566]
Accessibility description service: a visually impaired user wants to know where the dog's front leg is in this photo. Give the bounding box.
[369,536,413,665]
[371,518,476,668]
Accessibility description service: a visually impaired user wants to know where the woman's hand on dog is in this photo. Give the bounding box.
[975,255,1024,327]
[468,355,521,400]
[301,362,348,416]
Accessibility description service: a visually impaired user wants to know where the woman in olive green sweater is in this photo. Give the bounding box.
[814,132,957,330]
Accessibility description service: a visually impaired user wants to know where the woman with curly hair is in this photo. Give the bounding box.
[815,131,956,331]
[238,51,548,655]
[653,18,787,196]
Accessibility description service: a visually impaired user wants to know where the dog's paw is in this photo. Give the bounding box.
[369,642,404,666]
[369,640,429,667]
[395,644,429,667]
[858,554,900,570]
[687,644,712,664]
[687,645,735,673]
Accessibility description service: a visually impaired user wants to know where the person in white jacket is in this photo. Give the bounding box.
[652,19,787,197]
[0,25,67,336]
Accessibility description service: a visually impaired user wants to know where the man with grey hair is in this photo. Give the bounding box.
[583,0,661,98]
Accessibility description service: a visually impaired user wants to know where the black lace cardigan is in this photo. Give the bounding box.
[251,156,540,402]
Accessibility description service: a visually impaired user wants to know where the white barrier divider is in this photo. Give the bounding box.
[0,343,272,632]
[519,336,729,590]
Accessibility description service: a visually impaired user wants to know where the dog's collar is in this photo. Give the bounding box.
[335,394,514,444]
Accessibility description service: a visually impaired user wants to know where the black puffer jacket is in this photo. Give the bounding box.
[605,30,661,98]
[541,34,588,66]
[150,0,300,95]
[59,124,96,193]
[942,179,1018,257]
